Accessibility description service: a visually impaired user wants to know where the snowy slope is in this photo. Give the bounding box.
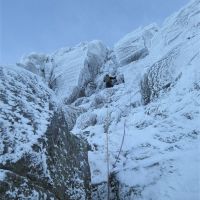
[71,0,200,199]
[1,0,200,199]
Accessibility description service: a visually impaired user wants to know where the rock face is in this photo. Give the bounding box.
[44,111,91,200]
[16,53,55,89]
[0,169,57,199]
[140,0,200,105]
[0,66,91,200]
[18,40,108,104]
[1,0,200,199]
[69,1,200,200]
[114,24,158,66]
[140,47,180,105]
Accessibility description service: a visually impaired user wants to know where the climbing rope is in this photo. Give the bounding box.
[104,90,138,198]
[113,119,126,168]
[105,108,110,200]
[106,128,110,200]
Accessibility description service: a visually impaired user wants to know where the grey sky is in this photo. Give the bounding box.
[1,0,190,65]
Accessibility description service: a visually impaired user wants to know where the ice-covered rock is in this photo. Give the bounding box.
[17,40,108,104]
[1,0,200,199]
[140,0,200,105]
[52,40,108,103]
[71,1,200,199]
[114,24,159,66]
[140,46,180,105]
[161,0,200,46]
[16,53,56,89]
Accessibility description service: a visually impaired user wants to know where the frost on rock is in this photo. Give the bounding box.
[52,40,108,103]
[1,0,200,199]
[62,105,85,130]
[0,169,56,200]
[114,24,159,66]
[0,66,53,164]
[0,66,91,199]
[140,46,180,105]
[76,112,97,130]
[17,53,56,89]
[161,0,200,46]
[140,0,200,105]
[71,1,200,199]
[17,41,108,104]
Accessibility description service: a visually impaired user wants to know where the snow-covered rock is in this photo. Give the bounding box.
[161,0,200,46]
[140,0,200,105]
[18,41,108,104]
[114,24,159,66]
[0,66,91,199]
[71,0,200,199]
[1,0,200,199]
[76,112,97,130]
[62,105,85,131]
[52,40,108,103]
[140,46,180,105]
[0,66,53,163]
[16,53,55,89]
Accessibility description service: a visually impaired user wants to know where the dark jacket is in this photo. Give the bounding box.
[103,75,116,88]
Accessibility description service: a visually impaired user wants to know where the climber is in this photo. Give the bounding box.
[103,74,117,88]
